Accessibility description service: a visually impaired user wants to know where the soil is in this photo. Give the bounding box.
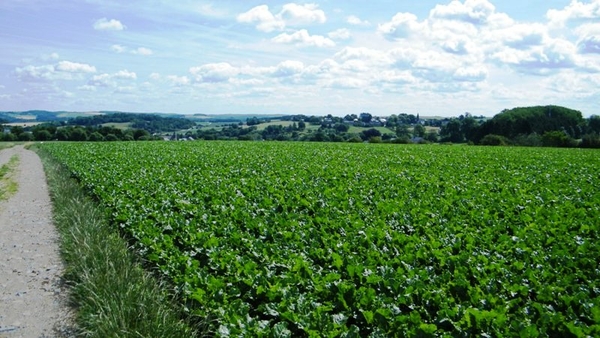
[0,145,72,338]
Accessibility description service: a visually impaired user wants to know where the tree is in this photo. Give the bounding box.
[359,112,372,123]
[425,131,438,143]
[10,126,25,136]
[360,128,381,141]
[461,116,478,142]
[18,132,34,141]
[589,115,600,134]
[70,128,88,141]
[334,123,350,133]
[395,124,410,138]
[34,130,53,141]
[133,129,150,140]
[105,134,119,141]
[298,121,306,131]
[440,119,463,143]
[55,128,70,141]
[89,131,105,141]
[413,124,426,138]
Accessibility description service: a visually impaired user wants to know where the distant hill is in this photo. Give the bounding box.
[0,110,104,123]
[66,112,195,133]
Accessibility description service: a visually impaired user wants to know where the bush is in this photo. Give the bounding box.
[541,131,578,148]
[392,137,410,144]
[513,133,542,147]
[480,134,510,146]
[368,136,382,143]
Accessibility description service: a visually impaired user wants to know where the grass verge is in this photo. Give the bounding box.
[0,154,19,201]
[36,147,202,338]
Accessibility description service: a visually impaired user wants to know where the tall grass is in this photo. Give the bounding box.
[36,147,202,338]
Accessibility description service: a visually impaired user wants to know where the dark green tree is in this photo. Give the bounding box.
[413,124,426,138]
[440,119,463,143]
[70,128,88,141]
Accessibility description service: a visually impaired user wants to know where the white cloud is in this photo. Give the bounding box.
[547,0,600,26]
[114,86,135,94]
[56,61,97,73]
[149,73,161,80]
[378,13,425,40]
[88,70,137,88]
[430,0,496,25]
[111,45,153,55]
[272,29,335,47]
[578,35,600,53]
[328,28,351,40]
[453,66,488,82]
[347,15,369,26]
[111,44,126,53]
[93,18,126,31]
[439,36,472,55]
[113,70,137,80]
[279,3,326,26]
[15,65,55,81]
[78,85,97,91]
[236,5,285,32]
[377,70,415,84]
[15,60,96,82]
[492,39,578,74]
[489,24,547,49]
[89,73,113,87]
[133,47,153,55]
[575,23,600,53]
[324,77,366,89]
[237,3,326,32]
[272,60,305,77]
[167,75,190,86]
[189,62,239,82]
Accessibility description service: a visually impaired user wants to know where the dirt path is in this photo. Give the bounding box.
[0,145,71,338]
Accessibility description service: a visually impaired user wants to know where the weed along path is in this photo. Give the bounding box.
[0,145,70,338]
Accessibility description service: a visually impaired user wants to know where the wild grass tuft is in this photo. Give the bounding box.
[0,154,19,201]
[37,147,201,338]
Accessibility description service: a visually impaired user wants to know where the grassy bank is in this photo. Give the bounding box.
[36,146,202,338]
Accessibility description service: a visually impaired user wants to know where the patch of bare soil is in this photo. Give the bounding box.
[0,145,73,338]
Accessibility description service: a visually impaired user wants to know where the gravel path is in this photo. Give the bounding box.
[0,145,71,338]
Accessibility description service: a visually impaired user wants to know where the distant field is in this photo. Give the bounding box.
[101,122,131,130]
[56,111,105,118]
[5,122,43,127]
[252,121,296,130]
[347,125,394,134]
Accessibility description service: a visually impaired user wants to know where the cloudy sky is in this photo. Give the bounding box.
[1,0,599,117]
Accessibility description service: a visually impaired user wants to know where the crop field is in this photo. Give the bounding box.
[40,142,599,337]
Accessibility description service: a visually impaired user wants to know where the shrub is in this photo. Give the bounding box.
[541,131,578,148]
[480,134,510,146]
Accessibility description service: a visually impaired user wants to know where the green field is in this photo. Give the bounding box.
[40,142,600,336]
[101,122,132,129]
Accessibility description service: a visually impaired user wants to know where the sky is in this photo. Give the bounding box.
[1,0,599,117]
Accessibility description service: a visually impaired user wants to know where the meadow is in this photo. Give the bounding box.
[40,141,600,337]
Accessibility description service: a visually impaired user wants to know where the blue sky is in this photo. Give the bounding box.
[1,0,599,117]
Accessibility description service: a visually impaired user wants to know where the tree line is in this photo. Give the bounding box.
[1,124,156,142]
[438,106,600,148]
